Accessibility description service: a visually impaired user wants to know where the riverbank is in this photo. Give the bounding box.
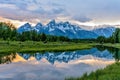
[100,43,120,49]
[66,43,120,80]
[66,62,120,80]
[0,41,95,53]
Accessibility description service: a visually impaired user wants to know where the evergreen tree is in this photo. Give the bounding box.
[41,33,47,42]
[97,36,106,44]
[0,22,71,42]
[114,28,120,43]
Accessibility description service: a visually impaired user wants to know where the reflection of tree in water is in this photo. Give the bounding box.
[114,48,120,62]
[96,45,115,53]
[96,46,120,62]
[1,47,119,64]
[96,45,120,62]
[18,48,114,65]
[96,45,106,51]
[0,53,16,64]
[106,48,120,62]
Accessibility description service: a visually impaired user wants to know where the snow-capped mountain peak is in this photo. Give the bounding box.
[36,23,43,27]
[47,20,56,27]
[93,26,115,37]
[17,20,116,39]
[17,23,32,33]
[22,23,31,28]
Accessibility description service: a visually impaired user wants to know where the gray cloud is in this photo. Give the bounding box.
[52,8,65,14]
[73,16,92,22]
[1,0,120,26]
[0,0,68,23]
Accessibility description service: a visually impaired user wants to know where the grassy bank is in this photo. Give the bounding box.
[66,62,120,80]
[66,43,120,80]
[0,41,95,53]
[99,43,120,49]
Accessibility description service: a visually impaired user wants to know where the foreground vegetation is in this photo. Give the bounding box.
[66,62,120,80]
[99,43,120,49]
[0,22,71,42]
[1,19,120,80]
[66,44,120,80]
[0,41,95,53]
[0,22,97,53]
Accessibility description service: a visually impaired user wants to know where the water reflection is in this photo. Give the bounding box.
[0,47,120,80]
[96,46,120,62]
[0,47,120,64]
[0,53,16,64]
[18,48,114,64]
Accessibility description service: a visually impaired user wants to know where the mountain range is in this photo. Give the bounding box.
[17,20,116,39]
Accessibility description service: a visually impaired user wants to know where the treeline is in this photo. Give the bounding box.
[0,22,70,42]
[16,31,70,42]
[96,28,120,44]
[96,36,114,43]
[0,22,96,43]
[1,22,120,43]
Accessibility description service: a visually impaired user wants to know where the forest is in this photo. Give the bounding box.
[0,22,120,44]
[0,22,70,42]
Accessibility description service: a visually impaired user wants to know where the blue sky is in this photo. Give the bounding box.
[0,0,120,28]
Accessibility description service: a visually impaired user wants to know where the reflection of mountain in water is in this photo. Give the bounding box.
[18,48,114,64]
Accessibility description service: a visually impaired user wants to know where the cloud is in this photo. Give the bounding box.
[26,4,39,11]
[52,8,65,14]
[1,0,120,29]
[72,16,92,23]
[0,16,29,28]
[0,3,18,10]
[0,0,68,23]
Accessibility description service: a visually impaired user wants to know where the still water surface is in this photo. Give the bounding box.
[0,47,119,80]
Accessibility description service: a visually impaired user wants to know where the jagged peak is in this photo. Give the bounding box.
[21,23,31,28]
[35,23,43,27]
[24,23,31,26]
[47,19,56,26]
[18,21,115,39]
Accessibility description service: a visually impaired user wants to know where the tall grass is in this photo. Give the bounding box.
[66,62,120,80]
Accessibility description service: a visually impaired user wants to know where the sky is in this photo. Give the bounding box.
[0,0,120,28]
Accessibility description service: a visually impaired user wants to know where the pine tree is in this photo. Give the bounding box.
[41,33,47,42]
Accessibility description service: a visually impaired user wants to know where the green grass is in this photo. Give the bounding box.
[66,43,120,80]
[66,62,120,80]
[1,41,120,80]
[99,43,120,49]
[0,41,95,53]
